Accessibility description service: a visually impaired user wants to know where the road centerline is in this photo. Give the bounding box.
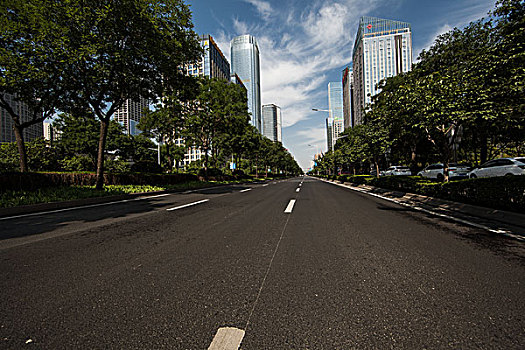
[166,199,209,211]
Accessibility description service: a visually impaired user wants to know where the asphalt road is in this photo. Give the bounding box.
[1,177,524,349]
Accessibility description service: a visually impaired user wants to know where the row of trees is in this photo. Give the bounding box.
[313,0,524,181]
[0,0,301,185]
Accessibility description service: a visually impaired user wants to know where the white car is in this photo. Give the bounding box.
[383,165,411,176]
[468,157,525,178]
[418,163,470,181]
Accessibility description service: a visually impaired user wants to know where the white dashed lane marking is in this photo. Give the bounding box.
[166,199,209,211]
[284,199,296,213]
[208,327,245,350]
[240,188,252,193]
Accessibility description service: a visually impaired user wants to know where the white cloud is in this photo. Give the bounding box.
[244,0,273,20]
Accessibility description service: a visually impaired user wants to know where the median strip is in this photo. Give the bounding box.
[166,199,209,211]
[284,199,296,213]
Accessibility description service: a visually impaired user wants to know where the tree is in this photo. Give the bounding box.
[0,0,71,172]
[54,112,127,170]
[58,0,202,188]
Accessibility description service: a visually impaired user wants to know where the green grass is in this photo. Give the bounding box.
[0,181,221,208]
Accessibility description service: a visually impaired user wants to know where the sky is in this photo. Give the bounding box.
[186,0,496,171]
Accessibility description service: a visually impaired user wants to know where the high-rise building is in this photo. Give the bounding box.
[342,67,354,129]
[186,34,231,80]
[352,16,412,125]
[0,93,43,143]
[326,117,333,152]
[262,104,282,142]
[43,121,61,143]
[231,34,261,132]
[114,97,149,136]
[328,82,343,120]
[327,82,344,149]
[182,34,232,167]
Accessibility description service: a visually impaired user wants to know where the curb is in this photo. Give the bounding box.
[322,179,525,233]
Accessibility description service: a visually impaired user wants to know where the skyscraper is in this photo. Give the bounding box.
[114,97,149,135]
[328,82,343,120]
[326,117,333,152]
[182,34,232,167]
[230,34,261,132]
[0,93,43,143]
[186,34,231,80]
[352,16,412,125]
[262,104,282,142]
[328,82,344,149]
[342,67,354,129]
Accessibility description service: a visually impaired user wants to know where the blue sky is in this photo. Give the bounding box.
[186,0,496,170]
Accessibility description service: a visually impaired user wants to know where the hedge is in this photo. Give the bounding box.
[0,172,202,192]
[333,175,525,213]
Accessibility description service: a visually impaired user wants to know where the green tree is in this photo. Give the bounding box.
[0,0,71,172]
[58,0,202,188]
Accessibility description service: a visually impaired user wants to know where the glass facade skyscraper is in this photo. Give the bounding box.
[352,16,412,125]
[1,93,43,143]
[262,104,282,142]
[230,35,261,132]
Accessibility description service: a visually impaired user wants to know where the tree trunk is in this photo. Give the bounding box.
[255,155,259,178]
[375,161,380,179]
[13,123,28,172]
[95,118,110,190]
[166,143,172,171]
[480,134,488,165]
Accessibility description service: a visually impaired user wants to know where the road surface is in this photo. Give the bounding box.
[1,177,524,349]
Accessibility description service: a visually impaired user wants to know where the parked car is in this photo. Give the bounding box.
[468,157,525,178]
[383,165,411,176]
[417,163,470,181]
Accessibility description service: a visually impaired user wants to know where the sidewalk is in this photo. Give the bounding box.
[323,178,525,238]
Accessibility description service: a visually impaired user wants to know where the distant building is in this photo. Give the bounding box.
[231,34,262,132]
[262,104,282,142]
[43,121,61,143]
[352,16,412,125]
[326,117,333,152]
[114,97,149,136]
[342,67,354,129]
[327,82,344,149]
[0,93,43,143]
[328,82,343,120]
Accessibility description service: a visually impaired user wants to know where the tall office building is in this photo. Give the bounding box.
[328,82,343,120]
[326,117,333,152]
[327,82,344,149]
[352,16,412,125]
[114,97,149,136]
[0,93,43,143]
[186,34,231,80]
[182,34,232,167]
[342,67,354,129]
[231,34,261,132]
[262,104,282,142]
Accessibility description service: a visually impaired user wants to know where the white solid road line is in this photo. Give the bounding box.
[323,180,524,241]
[296,188,300,193]
[166,199,209,211]
[208,327,245,350]
[240,188,252,193]
[284,199,296,213]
